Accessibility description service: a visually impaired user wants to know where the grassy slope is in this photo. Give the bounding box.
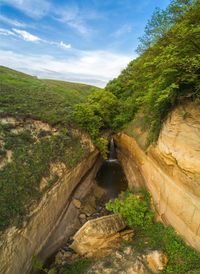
[106,1,200,146]
[0,66,98,231]
[0,66,95,125]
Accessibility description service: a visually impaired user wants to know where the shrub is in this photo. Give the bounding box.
[106,190,200,273]
[106,191,154,229]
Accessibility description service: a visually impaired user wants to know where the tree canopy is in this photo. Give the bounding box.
[74,0,200,152]
[106,0,200,144]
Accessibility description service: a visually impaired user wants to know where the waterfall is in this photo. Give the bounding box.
[96,137,127,199]
[108,138,117,162]
[109,138,115,159]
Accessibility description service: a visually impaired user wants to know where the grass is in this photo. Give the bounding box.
[106,191,200,274]
[131,222,200,274]
[62,259,92,274]
[0,66,97,126]
[0,66,99,232]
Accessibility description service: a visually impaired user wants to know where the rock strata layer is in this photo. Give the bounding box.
[115,103,200,250]
[0,149,100,274]
[115,102,200,252]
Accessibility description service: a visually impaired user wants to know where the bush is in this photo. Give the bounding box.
[106,191,154,229]
[106,190,200,273]
[106,1,200,145]
[73,89,120,157]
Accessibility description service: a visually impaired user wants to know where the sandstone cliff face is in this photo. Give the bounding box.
[0,148,100,274]
[115,102,200,252]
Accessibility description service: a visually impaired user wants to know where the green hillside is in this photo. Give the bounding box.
[106,0,200,146]
[0,66,98,231]
[0,66,96,125]
[73,0,199,151]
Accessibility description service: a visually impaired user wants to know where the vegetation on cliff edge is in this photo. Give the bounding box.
[106,0,200,145]
[106,191,200,273]
[0,66,98,231]
[74,0,200,149]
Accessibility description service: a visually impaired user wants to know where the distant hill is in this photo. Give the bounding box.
[0,66,98,126]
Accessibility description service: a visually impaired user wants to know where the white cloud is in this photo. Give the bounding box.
[1,1,99,36]
[48,40,71,50]
[0,49,134,87]
[1,0,51,18]
[0,15,26,27]
[0,28,16,36]
[1,28,71,50]
[12,28,41,42]
[58,41,71,50]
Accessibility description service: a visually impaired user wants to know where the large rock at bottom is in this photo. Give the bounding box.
[70,214,126,257]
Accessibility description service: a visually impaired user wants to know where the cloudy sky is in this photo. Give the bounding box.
[0,0,171,87]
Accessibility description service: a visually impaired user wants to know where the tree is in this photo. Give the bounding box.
[137,0,195,53]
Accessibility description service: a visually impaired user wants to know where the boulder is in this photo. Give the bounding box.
[126,259,148,274]
[145,250,168,273]
[123,246,133,255]
[79,213,86,219]
[72,199,81,209]
[70,214,126,257]
[82,203,96,216]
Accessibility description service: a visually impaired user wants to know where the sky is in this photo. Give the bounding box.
[0,0,171,87]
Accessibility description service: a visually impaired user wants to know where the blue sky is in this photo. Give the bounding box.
[0,0,171,87]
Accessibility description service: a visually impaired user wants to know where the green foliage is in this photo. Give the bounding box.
[106,191,154,229]
[0,66,95,231]
[107,190,200,273]
[137,0,194,53]
[94,137,109,159]
[0,128,87,230]
[132,222,200,273]
[73,89,120,156]
[106,0,200,144]
[32,256,48,273]
[32,256,56,274]
[72,1,200,148]
[62,259,92,274]
[0,66,96,126]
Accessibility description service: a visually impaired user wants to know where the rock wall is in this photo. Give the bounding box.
[0,149,100,274]
[115,102,200,252]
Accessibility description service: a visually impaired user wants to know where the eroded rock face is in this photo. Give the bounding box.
[70,214,127,257]
[0,150,100,274]
[115,102,200,252]
[87,245,151,274]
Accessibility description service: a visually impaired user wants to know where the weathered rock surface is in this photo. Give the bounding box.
[144,250,168,273]
[87,246,168,274]
[0,148,101,274]
[87,245,154,274]
[70,214,128,257]
[115,102,200,252]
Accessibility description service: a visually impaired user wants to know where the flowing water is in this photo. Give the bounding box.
[96,138,128,201]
